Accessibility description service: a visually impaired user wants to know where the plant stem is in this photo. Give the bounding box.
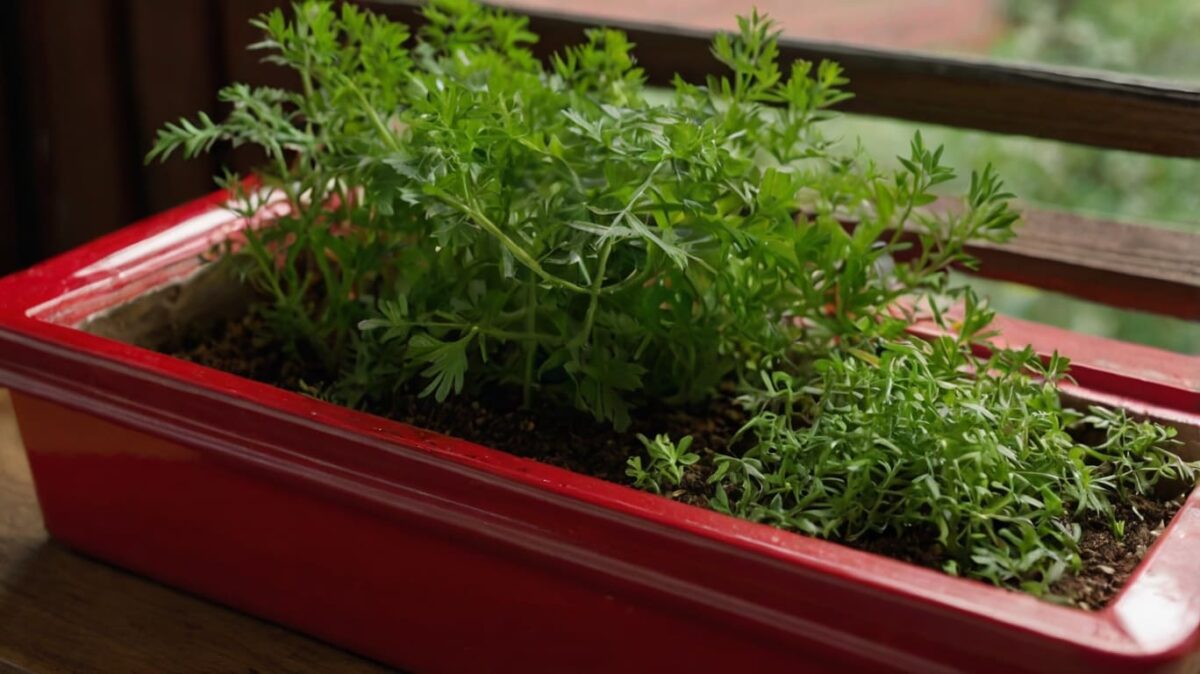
[522,274,538,407]
[440,190,589,294]
[572,238,612,349]
[342,74,403,154]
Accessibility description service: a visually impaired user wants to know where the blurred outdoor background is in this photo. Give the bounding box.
[1,0,1196,351]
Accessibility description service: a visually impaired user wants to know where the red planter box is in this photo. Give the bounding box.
[2,188,1199,673]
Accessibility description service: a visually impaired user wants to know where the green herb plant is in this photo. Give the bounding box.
[628,433,700,494]
[150,0,1197,598]
[715,295,1191,591]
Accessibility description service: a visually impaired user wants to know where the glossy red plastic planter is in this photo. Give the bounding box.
[2,188,1199,673]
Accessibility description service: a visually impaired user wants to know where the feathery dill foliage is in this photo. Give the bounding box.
[150,0,1195,596]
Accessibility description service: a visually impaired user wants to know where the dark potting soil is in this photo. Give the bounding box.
[167,311,1183,611]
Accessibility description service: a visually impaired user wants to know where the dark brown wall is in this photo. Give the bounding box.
[0,16,18,273]
[0,0,289,274]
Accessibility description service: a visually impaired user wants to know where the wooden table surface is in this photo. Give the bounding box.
[0,389,395,673]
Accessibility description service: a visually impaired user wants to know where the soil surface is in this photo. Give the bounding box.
[167,311,1183,610]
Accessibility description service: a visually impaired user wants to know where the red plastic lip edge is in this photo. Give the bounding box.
[1,187,1199,663]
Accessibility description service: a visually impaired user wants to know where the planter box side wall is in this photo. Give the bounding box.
[11,392,927,673]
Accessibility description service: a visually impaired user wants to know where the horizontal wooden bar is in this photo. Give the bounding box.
[960,207,1200,322]
[369,1,1200,157]
[837,200,1200,322]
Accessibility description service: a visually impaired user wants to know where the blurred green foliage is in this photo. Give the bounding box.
[832,0,1200,354]
[998,0,1200,79]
